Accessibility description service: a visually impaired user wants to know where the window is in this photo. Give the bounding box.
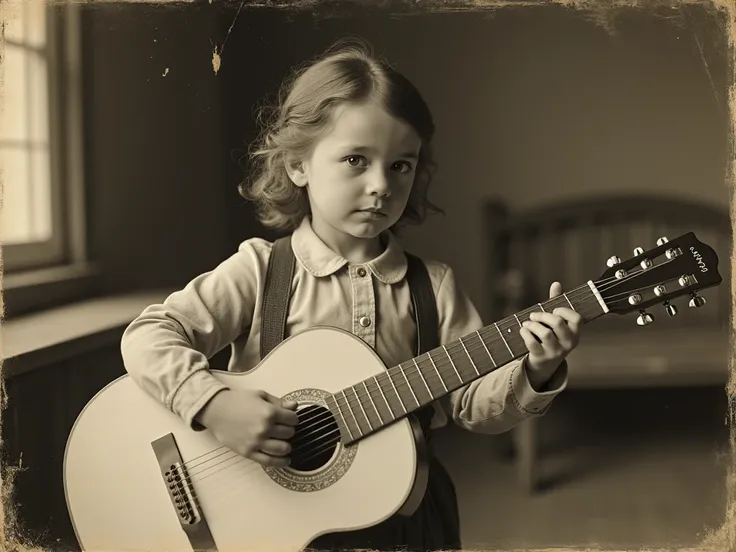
[2,1,92,315]
[1,0,64,271]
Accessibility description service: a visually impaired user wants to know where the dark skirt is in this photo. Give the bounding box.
[308,408,461,552]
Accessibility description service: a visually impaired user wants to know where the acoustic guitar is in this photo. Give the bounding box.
[63,232,722,551]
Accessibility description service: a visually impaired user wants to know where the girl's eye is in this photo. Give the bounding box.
[345,155,367,167]
[392,161,413,174]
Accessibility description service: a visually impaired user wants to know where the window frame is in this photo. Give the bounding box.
[2,1,97,318]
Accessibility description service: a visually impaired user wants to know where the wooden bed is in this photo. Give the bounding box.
[483,194,732,492]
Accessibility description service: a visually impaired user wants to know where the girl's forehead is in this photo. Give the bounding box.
[321,102,421,152]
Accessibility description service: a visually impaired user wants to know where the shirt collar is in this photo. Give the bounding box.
[291,217,408,284]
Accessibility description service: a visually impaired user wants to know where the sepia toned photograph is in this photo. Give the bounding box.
[0,0,732,551]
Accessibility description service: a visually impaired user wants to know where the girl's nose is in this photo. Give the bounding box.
[366,169,391,197]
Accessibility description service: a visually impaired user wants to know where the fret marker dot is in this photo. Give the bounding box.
[507,328,512,333]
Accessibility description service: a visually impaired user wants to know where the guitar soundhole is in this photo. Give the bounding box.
[288,404,340,472]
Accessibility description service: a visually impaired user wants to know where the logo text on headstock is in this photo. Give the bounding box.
[690,246,708,273]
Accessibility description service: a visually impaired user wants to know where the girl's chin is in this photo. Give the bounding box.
[347,217,394,235]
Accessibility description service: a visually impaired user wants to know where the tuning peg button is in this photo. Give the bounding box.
[657,237,669,246]
[689,294,706,308]
[637,311,654,326]
[633,247,644,256]
[664,301,677,316]
[607,256,621,267]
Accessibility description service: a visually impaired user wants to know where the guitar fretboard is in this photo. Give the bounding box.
[325,283,606,445]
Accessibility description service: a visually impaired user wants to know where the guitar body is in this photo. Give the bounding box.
[65,231,724,552]
[64,327,429,552]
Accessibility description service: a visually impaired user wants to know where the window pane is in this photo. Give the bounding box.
[29,51,50,145]
[0,145,53,245]
[4,2,25,43]
[0,45,29,142]
[0,147,32,244]
[26,0,47,48]
[31,146,53,241]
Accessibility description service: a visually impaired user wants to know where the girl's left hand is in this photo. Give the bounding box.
[520,281,583,389]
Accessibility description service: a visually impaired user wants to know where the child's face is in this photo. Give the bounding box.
[287,100,421,253]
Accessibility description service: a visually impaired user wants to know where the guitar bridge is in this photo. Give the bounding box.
[151,433,217,550]
[167,460,200,525]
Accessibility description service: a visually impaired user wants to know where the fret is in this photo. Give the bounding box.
[371,375,395,423]
[413,358,435,400]
[329,393,354,441]
[426,351,449,393]
[398,365,420,408]
[563,292,575,311]
[538,302,546,312]
[476,330,497,367]
[459,336,480,376]
[341,390,362,437]
[386,370,408,414]
[495,322,514,357]
[363,380,384,425]
[441,345,463,384]
[350,386,373,433]
[513,313,522,327]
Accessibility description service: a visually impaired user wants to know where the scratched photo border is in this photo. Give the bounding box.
[0,0,732,551]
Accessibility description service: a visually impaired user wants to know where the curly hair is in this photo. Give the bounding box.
[239,37,444,233]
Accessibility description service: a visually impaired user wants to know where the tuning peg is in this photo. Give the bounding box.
[607,256,621,267]
[688,293,706,308]
[637,310,654,326]
[664,301,678,316]
[657,237,669,246]
[633,247,644,256]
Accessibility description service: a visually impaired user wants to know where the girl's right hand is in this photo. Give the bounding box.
[195,389,300,467]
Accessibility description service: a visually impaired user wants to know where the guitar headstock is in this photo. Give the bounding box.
[595,232,722,325]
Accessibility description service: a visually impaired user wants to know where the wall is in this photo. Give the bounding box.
[216,4,731,320]
[79,3,731,315]
[81,3,236,294]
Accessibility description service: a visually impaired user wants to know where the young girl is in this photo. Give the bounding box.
[121,39,582,551]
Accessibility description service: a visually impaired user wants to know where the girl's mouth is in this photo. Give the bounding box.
[357,209,386,218]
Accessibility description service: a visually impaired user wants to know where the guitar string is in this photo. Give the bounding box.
[291,257,690,436]
[173,273,631,470]
[182,300,701,506]
[187,280,667,487]
[157,293,699,515]
[177,268,641,497]
[184,290,634,484]
[175,260,675,470]
[188,265,674,473]
[178,264,682,481]
[177,283,600,477]
[174,290,643,491]
[286,270,662,436]
[174,259,689,489]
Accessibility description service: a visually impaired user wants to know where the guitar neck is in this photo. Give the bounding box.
[327,281,608,445]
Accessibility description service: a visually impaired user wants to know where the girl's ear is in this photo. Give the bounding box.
[284,155,308,188]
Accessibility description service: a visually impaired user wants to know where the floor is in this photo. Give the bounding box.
[432,387,730,551]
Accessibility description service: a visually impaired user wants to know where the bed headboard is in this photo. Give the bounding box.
[484,194,732,332]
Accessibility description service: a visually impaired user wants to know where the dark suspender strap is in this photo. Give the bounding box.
[405,253,439,356]
[260,235,295,359]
